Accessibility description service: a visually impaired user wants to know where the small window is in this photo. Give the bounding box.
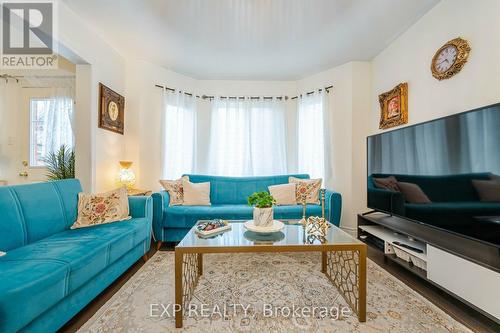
[29,98,74,167]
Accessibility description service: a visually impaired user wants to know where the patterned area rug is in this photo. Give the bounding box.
[78,251,471,333]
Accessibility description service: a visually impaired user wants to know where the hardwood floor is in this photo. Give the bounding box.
[59,242,498,333]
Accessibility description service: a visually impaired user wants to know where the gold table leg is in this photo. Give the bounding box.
[198,253,203,275]
[358,246,367,322]
[174,250,183,328]
[321,251,327,273]
[323,246,367,322]
[175,250,202,328]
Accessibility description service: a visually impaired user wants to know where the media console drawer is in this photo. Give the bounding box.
[427,245,500,321]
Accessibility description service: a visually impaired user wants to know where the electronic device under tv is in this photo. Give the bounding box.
[367,103,500,248]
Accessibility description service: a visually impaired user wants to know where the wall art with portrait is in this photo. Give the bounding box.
[378,82,408,130]
[99,83,125,134]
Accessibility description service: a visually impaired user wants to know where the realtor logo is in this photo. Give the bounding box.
[1,0,58,68]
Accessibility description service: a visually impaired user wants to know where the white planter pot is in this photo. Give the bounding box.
[253,207,273,227]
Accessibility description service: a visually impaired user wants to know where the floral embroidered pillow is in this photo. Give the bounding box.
[159,176,189,206]
[289,177,322,205]
[72,187,130,229]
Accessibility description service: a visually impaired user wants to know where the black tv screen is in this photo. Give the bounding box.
[367,103,500,246]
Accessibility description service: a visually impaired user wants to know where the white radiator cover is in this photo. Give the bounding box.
[427,245,500,321]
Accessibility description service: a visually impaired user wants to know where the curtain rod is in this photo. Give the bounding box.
[290,85,333,100]
[154,84,333,100]
[0,74,21,83]
[0,74,75,78]
[0,74,75,83]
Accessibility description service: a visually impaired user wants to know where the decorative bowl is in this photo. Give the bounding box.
[243,220,284,234]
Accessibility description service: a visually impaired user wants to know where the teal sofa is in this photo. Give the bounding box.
[0,179,152,333]
[152,174,342,244]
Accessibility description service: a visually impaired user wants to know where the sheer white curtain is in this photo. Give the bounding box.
[23,76,75,154]
[161,90,198,179]
[42,85,75,154]
[249,98,287,175]
[207,97,287,176]
[296,91,331,181]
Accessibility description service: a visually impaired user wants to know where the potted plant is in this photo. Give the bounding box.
[42,144,75,180]
[248,191,276,227]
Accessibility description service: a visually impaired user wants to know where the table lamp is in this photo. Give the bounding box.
[118,161,136,189]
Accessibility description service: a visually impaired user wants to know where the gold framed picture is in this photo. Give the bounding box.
[98,83,125,134]
[378,82,408,130]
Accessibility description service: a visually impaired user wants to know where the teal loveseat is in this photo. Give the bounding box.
[0,179,152,333]
[152,174,342,244]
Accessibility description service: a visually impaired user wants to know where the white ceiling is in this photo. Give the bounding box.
[63,0,439,80]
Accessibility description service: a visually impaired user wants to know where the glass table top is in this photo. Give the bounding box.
[177,220,362,248]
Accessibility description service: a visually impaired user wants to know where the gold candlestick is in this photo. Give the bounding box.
[300,194,307,225]
[320,188,326,219]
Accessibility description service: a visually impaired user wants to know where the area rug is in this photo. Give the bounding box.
[78,251,472,333]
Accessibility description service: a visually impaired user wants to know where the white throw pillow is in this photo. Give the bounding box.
[268,183,296,205]
[182,179,211,206]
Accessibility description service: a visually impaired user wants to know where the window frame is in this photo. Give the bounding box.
[29,97,51,168]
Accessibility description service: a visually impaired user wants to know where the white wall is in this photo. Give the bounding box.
[297,62,371,231]
[125,60,199,191]
[58,2,128,192]
[125,60,299,192]
[74,65,92,191]
[337,0,500,230]
[125,59,371,231]
[350,63,372,227]
[371,0,500,133]
[350,0,500,229]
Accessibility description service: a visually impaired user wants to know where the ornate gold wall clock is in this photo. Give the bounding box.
[98,83,125,134]
[431,37,470,80]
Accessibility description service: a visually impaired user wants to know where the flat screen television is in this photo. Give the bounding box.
[367,103,500,247]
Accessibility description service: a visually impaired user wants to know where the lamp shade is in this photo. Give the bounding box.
[118,161,135,188]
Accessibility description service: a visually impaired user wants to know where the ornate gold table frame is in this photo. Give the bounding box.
[174,243,366,328]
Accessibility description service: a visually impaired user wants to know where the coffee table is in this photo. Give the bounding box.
[174,220,366,328]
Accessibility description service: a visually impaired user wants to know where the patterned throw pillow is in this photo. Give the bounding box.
[159,176,189,206]
[289,177,322,204]
[72,187,130,229]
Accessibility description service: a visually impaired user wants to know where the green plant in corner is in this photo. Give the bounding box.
[42,144,75,180]
[247,191,276,208]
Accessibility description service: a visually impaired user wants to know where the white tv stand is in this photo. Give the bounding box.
[358,212,500,324]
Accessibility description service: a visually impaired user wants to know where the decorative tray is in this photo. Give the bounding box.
[195,219,231,237]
